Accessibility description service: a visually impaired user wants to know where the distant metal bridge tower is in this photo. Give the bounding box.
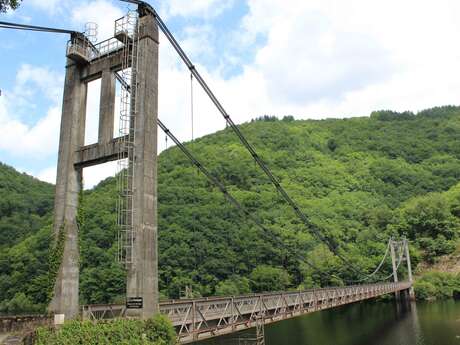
[390,238,415,301]
[50,3,159,320]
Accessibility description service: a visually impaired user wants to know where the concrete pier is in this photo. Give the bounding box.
[98,68,116,144]
[126,12,160,319]
[50,8,160,319]
[49,38,87,318]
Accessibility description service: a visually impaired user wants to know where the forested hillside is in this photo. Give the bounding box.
[1,106,460,312]
[0,163,53,248]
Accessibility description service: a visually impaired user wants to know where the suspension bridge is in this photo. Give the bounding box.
[0,1,415,344]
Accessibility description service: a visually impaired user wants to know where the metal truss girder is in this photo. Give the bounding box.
[81,282,412,343]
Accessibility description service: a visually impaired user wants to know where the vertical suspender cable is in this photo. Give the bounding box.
[190,73,197,270]
[190,73,194,142]
[115,71,396,284]
[147,3,363,276]
[119,0,392,279]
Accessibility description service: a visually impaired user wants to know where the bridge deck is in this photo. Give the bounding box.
[82,282,411,343]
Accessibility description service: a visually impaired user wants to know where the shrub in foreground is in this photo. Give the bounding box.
[34,314,176,345]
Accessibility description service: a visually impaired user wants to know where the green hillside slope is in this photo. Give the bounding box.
[1,106,460,312]
[0,163,54,248]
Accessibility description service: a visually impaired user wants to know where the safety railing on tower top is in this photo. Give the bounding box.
[93,37,124,58]
[66,15,134,63]
[66,36,99,63]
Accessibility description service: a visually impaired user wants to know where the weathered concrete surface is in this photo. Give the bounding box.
[0,334,8,344]
[126,12,160,319]
[49,52,86,319]
[74,136,127,168]
[0,334,21,345]
[0,315,50,334]
[80,50,124,82]
[98,69,116,144]
[50,10,160,321]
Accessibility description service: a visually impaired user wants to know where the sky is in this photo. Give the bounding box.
[1,0,460,188]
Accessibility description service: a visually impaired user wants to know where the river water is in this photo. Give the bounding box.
[199,300,460,345]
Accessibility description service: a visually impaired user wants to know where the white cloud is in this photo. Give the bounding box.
[181,25,215,61]
[157,35,226,143]
[0,102,61,156]
[4,10,32,22]
[0,63,104,188]
[232,1,391,107]
[172,0,460,121]
[0,65,63,157]
[37,166,57,184]
[71,0,124,41]
[83,161,118,189]
[161,0,234,19]
[6,0,460,187]
[14,64,63,101]
[85,79,101,145]
[28,0,62,14]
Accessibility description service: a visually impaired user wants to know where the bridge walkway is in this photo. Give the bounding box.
[82,281,412,343]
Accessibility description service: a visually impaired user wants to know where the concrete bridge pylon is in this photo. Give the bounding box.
[49,5,159,320]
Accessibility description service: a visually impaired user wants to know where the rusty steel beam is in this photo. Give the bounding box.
[82,282,412,343]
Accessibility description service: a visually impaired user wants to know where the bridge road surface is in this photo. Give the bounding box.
[82,282,412,343]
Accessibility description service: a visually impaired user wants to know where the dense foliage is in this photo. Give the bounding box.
[0,0,21,13]
[1,106,460,312]
[34,314,176,345]
[0,163,53,248]
[414,272,460,300]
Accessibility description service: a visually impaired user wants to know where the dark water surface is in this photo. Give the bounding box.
[199,300,460,345]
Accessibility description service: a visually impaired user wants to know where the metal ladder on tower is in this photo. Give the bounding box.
[116,10,139,265]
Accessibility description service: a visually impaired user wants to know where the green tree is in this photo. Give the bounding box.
[0,0,21,12]
[393,192,459,261]
[215,276,251,296]
[0,292,40,313]
[2,106,460,310]
[250,265,291,292]
[397,193,459,240]
[414,272,460,300]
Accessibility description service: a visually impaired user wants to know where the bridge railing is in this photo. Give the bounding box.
[159,282,411,342]
[81,281,411,343]
[81,303,127,320]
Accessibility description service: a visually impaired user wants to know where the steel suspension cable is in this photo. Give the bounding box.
[158,118,402,285]
[114,71,345,283]
[157,119,347,283]
[120,0,366,277]
[190,73,194,142]
[118,1,408,282]
[347,238,392,283]
[0,20,78,34]
[158,119,269,230]
[1,5,399,282]
[115,73,271,244]
[116,77,393,284]
[1,11,399,284]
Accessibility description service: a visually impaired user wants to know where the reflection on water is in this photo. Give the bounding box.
[199,300,460,345]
